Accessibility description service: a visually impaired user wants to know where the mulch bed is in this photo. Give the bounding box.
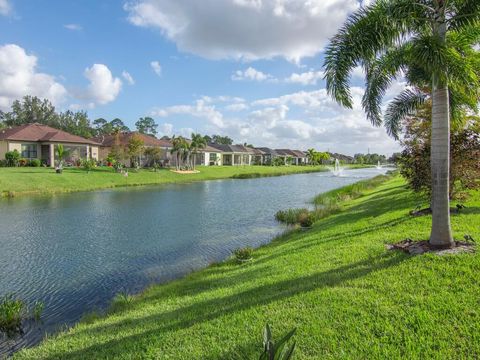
[387,239,475,255]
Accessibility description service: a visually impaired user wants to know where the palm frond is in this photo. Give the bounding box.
[362,45,409,126]
[323,0,424,108]
[384,88,427,139]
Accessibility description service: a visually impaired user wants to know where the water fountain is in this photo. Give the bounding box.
[331,158,344,176]
[376,160,381,169]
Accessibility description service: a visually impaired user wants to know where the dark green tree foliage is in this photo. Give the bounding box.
[211,134,233,145]
[135,117,158,136]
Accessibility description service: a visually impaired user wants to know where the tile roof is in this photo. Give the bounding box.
[255,147,279,156]
[208,144,255,153]
[0,123,100,145]
[93,132,172,148]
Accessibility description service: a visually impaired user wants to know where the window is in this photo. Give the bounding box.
[209,153,217,161]
[21,144,37,158]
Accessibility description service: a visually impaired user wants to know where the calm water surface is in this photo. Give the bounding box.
[0,167,388,354]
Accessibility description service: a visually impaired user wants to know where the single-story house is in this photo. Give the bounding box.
[208,144,256,165]
[255,147,281,165]
[275,149,308,165]
[0,123,100,167]
[192,144,224,166]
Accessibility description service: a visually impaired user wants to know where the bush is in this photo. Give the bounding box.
[233,247,254,261]
[81,159,96,172]
[18,158,28,167]
[5,150,20,167]
[275,208,310,225]
[29,159,41,167]
[298,212,315,228]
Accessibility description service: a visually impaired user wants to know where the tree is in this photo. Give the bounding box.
[190,133,207,170]
[127,134,144,169]
[399,104,480,200]
[55,144,70,173]
[306,149,316,165]
[144,147,163,167]
[170,135,187,170]
[203,135,212,143]
[135,117,158,136]
[110,118,130,133]
[323,0,480,248]
[57,110,93,138]
[0,96,57,126]
[211,134,233,145]
[93,118,113,136]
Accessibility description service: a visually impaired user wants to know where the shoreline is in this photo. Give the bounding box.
[0,165,372,199]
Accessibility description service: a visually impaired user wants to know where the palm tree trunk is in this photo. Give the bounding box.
[429,84,453,248]
[429,7,453,248]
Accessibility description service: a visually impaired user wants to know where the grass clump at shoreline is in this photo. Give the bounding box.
[0,165,331,198]
[14,175,480,359]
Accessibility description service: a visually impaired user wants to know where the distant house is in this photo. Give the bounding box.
[0,123,100,167]
[255,147,281,165]
[94,132,173,167]
[275,149,308,165]
[208,144,256,165]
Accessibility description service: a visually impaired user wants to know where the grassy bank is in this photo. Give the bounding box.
[15,176,480,359]
[0,165,332,197]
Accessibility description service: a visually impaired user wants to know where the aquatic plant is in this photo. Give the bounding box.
[233,247,254,262]
[0,295,25,337]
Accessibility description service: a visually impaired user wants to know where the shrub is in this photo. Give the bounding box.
[81,159,96,172]
[275,208,309,225]
[29,159,41,167]
[18,158,28,167]
[298,212,315,228]
[233,247,254,261]
[260,324,296,360]
[0,295,25,337]
[5,150,20,167]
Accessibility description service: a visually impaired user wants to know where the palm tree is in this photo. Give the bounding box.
[170,135,183,170]
[324,0,479,248]
[190,133,207,170]
[306,148,316,165]
[55,144,70,173]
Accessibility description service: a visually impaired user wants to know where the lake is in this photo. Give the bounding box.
[0,167,388,354]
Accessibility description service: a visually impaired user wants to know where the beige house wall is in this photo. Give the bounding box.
[0,141,8,160]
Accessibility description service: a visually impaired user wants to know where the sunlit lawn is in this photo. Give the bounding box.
[15,176,480,359]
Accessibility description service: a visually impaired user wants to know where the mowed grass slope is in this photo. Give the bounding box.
[0,165,331,197]
[15,177,480,359]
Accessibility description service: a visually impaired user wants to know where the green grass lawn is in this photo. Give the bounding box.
[14,176,480,359]
[0,165,337,197]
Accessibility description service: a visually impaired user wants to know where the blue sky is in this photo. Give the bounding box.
[0,0,401,155]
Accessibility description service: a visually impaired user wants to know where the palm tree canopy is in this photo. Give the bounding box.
[323,0,480,138]
[190,133,207,153]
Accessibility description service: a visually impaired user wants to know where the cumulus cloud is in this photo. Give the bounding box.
[0,44,67,110]
[151,99,225,127]
[232,67,273,82]
[64,24,82,31]
[150,61,162,76]
[150,87,401,155]
[83,64,122,105]
[225,103,249,112]
[158,122,173,136]
[285,70,323,86]
[124,0,359,62]
[0,0,12,16]
[122,70,135,85]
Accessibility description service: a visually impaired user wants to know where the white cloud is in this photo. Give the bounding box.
[64,24,83,31]
[159,122,173,136]
[285,70,323,86]
[232,67,273,82]
[124,0,359,62]
[122,71,135,85]
[225,103,248,112]
[83,64,122,105]
[0,44,67,110]
[0,0,12,16]
[150,61,162,76]
[151,99,225,127]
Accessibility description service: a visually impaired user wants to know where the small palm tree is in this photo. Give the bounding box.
[55,144,70,173]
[170,135,183,170]
[306,148,316,165]
[323,0,480,248]
[190,133,207,170]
